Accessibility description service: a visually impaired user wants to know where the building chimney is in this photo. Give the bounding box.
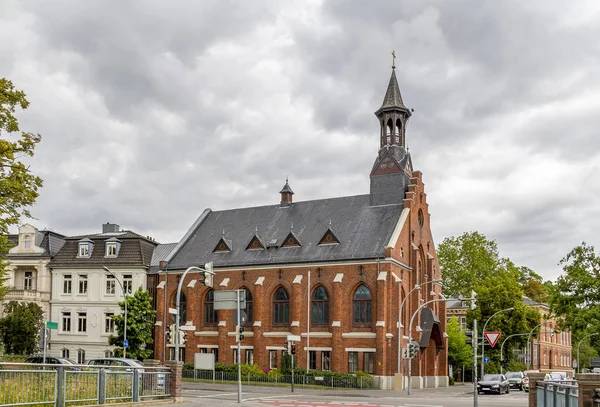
[102,222,120,233]
[279,177,294,207]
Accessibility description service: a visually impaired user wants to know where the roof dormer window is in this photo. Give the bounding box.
[77,238,94,258]
[79,243,90,257]
[24,235,31,249]
[105,237,121,258]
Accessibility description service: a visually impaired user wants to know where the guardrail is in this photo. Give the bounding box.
[182,369,374,389]
[536,380,579,407]
[0,362,171,407]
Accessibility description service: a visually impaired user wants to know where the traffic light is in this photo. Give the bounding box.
[408,340,419,358]
[203,262,214,288]
[465,331,474,345]
[284,340,290,354]
[291,344,296,355]
[402,347,409,359]
[235,325,244,342]
[470,290,477,310]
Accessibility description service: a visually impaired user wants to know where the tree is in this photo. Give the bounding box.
[0,78,44,300]
[549,242,600,349]
[438,231,502,297]
[0,301,44,355]
[447,317,472,374]
[109,287,156,360]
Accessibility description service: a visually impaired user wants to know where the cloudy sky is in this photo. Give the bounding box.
[2,0,599,281]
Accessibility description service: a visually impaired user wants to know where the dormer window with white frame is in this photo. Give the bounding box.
[77,238,93,258]
[104,237,121,258]
[24,235,31,249]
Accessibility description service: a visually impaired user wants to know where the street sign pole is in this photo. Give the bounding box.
[237,289,242,403]
[42,327,47,364]
[473,319,478,407]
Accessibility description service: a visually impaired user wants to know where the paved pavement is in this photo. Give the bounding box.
[157,382,529,407]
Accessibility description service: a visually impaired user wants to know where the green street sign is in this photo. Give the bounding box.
[46,321,58,330]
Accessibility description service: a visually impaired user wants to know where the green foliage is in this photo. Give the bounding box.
[0,301,44,355]
[449,376,455,385]
[549,243,600,340]
[280,353,292,374]
[109,287,156,360]
[447,317,472,368]
[0,79,44,300]
[507,361,526,372]
[576,340,599,370]
[438,231,501,297]
[183,363,194,371]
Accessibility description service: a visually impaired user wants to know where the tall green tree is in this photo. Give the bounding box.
[0,301,44,355]
[438,231,501,297]
[109,287,156,360]
[0,78,44,300]
[549,242,600,348]
[447,317,472,372]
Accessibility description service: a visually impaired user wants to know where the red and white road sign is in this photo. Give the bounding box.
[484,331,501,347]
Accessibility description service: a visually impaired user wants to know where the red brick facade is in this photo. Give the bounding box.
[153,171,447,380]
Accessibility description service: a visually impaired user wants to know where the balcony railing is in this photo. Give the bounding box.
[7,286,39,297]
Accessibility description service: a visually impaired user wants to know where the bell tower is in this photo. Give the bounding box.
[369,52,414,207]
[374,51,412,148]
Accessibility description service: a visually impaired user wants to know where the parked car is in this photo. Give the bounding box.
[505,371,525,390]
[547,372,569,384]
[25,355,79,370]
[86,358,145,371]
[477,374,510,395]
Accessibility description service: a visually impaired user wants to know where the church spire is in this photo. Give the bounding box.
[375,52,412,148]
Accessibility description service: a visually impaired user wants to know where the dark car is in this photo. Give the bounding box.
[25,355,79,370]
[505,371,525,390]
[477,374,510,394]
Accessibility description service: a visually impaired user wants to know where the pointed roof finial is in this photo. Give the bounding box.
[291,222,294,231]
[222,229,225,237]
[391,50,396,70]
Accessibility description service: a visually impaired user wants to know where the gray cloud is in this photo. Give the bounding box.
[3,0,600,281]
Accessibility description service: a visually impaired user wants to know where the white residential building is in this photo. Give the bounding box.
[48,223,157,362]
[3,224,65,318]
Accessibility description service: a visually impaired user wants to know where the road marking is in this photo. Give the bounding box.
[246,395,305,401]
[185,392,240,398]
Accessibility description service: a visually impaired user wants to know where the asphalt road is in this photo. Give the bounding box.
[171,382,529,407]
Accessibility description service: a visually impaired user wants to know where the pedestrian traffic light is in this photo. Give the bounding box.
[291,344,296,355]
[465,331,474,345]
[284,340,290,354]
[203,262,214,288]
[235,325,244,342]
[470,290,477,310]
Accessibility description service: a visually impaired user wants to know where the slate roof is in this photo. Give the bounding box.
[5,230,66,258]
[148,243,178,274]
[50,231,157,268]
[166,194,404,270]
[375,69,411,116]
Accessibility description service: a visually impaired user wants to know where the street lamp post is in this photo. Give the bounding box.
[577,333,599,374]
[481,307,514,378]
[103,266,128,358]
[397,279,441,387]
[174,265,214,363]
[526,322,544,370]
[406,295,450,395]
[499,333,529,374]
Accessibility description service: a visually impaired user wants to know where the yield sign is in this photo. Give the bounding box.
[484,332,501,347]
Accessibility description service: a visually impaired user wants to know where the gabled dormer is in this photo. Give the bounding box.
[280,230,301,248]
[318,227,340,246]
[9,224,44,255]
[213,237,232,253]
[77,238,94,258]
[105,237,121,258]
[246,234,265,251]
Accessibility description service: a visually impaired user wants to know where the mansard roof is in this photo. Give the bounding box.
[166,194,404,270]
[50,230,158,268]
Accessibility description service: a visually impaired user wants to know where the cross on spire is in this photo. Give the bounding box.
[392,50,396,70]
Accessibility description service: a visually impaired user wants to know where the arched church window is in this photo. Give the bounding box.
[386,119,393,145]
[353,284,372,325]
[395,119,402,144]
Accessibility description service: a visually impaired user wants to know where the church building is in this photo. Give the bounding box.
[154,63,447,389]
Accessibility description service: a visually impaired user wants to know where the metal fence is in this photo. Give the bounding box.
[536,380,579,407]
[182,369,374,389]
[0,362,171,407]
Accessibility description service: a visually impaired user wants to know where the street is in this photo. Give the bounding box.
[168,382,528,407]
